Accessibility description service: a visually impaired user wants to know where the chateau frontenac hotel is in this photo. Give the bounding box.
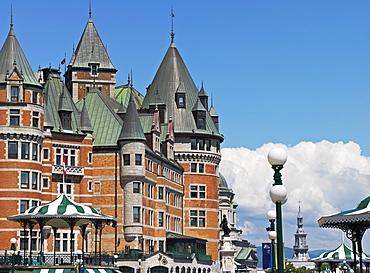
[0,9,257,273]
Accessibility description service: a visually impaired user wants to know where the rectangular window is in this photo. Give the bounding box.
[123,154,130,166]
[190,185,198,198]
[135,154,142,165]
[191,163,197,173]
[11,86,19,101]
[205,139,211,151]
[32,143,38,160]
[133,182,140,193]
[133,207,140,223]
[32,92,37,104]
[32,112,39,127]
[31,200,38,207]
[9,141,18,159]
[66,184,72,194]
[158,187,164,199]
[159,241,164,252]
[158,212,164,227]
[190,210,206,227]
[199,163,205,173]
[43,178,49,188]
[20,200,29,213]
[88,181,93,191]
[21,171,29,189]
[43,149,49,160]
[21,142,29,159]
[191,138,197,150]
[88,152,93,164]
[198,118,205,129]
[199,186,206,198]
[10,109,20,125]
[31,172,38,190]
[190,185,206,198]
[199,139,205,150]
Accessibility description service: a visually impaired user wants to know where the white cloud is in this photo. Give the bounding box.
[220,141,370,254]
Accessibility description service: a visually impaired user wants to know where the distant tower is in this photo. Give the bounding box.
[288,202,314,269]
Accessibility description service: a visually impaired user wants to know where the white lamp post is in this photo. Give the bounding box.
[268,148,288,273]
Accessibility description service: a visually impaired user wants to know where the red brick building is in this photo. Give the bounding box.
[0,11,229,273]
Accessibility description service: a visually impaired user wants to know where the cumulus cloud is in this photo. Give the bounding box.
[220,141,370,253]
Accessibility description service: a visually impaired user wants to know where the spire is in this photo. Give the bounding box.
[0,18,41,86]
[10,5,13,27]
[118,94,146,142]
[80,98,93,134]
[89,0,92,19]
[170,9,175,44]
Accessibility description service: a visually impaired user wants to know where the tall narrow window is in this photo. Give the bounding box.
[32,112,39,128]
[9,141,18,159]
[133,207,141,223]
[158,187,164,200]
[205,139,211,151]
[20,200,29,213]
[191,163,197,173]
[199,163,205,173]
[32,92,37,104]
[158,212,164,227]
[21,142,30,159]
[191,138,197,150]
[135,154,142,165]
[10,109,20,125]
[32,143,38,161]
[21,171,29,189]
[133,182,140,193]
[31,172,38,190]
[123,154,130,166]
[11,86,19,101]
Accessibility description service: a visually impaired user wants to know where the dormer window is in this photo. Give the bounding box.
[91,65,97,75]
[59,111,72,130]
[198,118,205,129]
[175,93,186,108]
[11,86,19,101]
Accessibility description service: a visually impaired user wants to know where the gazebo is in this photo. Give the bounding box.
[309,243,370,273]
[318,196,370,273]
[7,193,118,265]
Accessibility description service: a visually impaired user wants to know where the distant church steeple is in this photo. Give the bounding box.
[292,201,310,261]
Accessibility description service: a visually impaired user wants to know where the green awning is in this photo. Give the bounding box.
[33,269,72,273]
[85,269,113,273]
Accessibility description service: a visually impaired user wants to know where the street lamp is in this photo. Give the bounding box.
[268,148,288,273]
[267,210,277,273]
[10,238,17,273]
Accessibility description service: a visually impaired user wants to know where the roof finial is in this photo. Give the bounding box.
[10,5,13,27]
[89,0,92,18]
[211,93,214,107]
[170,8,175,43]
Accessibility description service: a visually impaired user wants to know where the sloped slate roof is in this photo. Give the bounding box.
[43,71,83,134]
[69,17,115,70]
[76,88,123,146]
[7,193,118,228]
[0,25,40,86]
[141,40,221,138]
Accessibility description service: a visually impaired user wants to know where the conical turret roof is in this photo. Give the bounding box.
[118,94,146,142]
[69,16,116,70]
[0,24,40,86]
[142,38,222,138]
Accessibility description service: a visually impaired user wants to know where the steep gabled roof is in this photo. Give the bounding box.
[69,16,116,70]
[43,70,83,134]
[0,24,40,86]
[76,88,123,146]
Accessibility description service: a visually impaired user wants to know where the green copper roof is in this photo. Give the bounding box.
[43,70,84,134]
[115,84,144,109]
[209,105,219,117]
[0,25,41,86]
[141,40,222,138]
[76,88,123,146]
[69,17,116,70]
[219,173,229,189]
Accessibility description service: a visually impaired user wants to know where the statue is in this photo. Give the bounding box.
[220,214,231,237]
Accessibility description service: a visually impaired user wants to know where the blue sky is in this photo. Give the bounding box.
[1,0,369,155]
[1,0,370,254]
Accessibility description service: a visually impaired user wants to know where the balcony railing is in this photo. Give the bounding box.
[0,252,115,266]
[52,165,84,176]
